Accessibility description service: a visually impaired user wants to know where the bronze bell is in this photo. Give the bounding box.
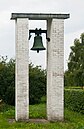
[31,35,46,53]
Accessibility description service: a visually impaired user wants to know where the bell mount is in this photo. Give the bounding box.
[29,28,50,41]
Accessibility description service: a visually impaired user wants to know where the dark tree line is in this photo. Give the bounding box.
[64,33,84,88]
[0,56,46,105]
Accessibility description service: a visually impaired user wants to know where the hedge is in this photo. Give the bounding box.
[64,89,84,114]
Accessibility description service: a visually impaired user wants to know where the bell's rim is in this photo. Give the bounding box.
[31,48,46,50]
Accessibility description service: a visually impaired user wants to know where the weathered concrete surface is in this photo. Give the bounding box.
[47,19,64,121]
[15,18,29,121]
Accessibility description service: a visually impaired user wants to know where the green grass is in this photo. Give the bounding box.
[0,103,84,129]
[29,104,46,119]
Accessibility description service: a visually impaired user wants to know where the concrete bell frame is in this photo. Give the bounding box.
[11,13,70,121]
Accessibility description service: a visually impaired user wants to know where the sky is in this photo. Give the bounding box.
[0,0,84,70]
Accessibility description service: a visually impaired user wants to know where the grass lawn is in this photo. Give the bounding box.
[0,103,84,129]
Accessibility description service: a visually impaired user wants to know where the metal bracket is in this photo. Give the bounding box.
[29,28,50,41]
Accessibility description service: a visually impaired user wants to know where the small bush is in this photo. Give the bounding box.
[64,89,84,114]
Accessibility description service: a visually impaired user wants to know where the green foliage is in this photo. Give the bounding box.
[0,56,46,105]
[64,33,84,87]
[29,63,46,104]
[0,56,15,105]
[64,89,84,114]
[64,71,75,87]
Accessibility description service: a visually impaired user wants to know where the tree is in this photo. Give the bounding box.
[0,56,46,105]
[0,56,15,105]
[64,33,84,88]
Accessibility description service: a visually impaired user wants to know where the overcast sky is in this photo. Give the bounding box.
[0,0,84,70]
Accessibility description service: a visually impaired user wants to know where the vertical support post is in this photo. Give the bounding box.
[15,18,29,121]
[47,19,64,121]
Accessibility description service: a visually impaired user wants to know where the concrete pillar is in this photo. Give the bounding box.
[47,19,64,121]
[15,18,29,121]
